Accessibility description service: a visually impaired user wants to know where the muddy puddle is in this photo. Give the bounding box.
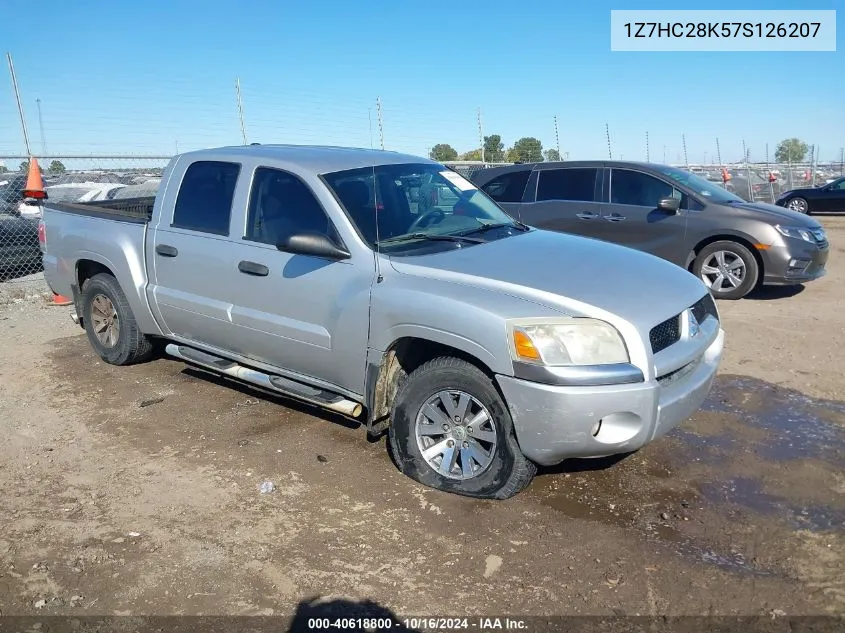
[529,374,845,576]
[699,477,845,532]
[701,375,845,462]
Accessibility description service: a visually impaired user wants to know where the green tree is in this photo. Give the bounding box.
[775,138,809,163]
[48,160,66,173]
[483,134,505,162]
[19,160,29,173]
[544,149,561,161]
[460,149,483,161]
[429,144,458,161]
[509,137,544,163]
[0,165,8,174]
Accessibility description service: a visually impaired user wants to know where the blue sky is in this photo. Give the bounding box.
[1,0,842,164]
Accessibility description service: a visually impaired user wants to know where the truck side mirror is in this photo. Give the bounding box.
[277,232,351,260]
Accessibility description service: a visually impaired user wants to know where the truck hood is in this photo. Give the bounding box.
[721,200,823,228]
[387,229,709,335]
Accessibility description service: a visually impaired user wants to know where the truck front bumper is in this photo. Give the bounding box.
[496,329,724,466]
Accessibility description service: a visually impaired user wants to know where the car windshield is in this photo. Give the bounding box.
[322,163,523,252]
[657,166,745,204]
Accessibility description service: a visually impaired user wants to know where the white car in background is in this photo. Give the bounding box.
[110,179,161,199]
[18,182,127,218]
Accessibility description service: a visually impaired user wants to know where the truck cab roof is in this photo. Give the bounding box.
[176,144,436,175]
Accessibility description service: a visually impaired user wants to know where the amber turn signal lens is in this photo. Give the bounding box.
[513,330,541,361]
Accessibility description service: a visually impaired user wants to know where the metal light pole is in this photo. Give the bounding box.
[36,98,47,156]
[554,116,561,160]
[235,77,248,145]
[376,97,385,150]
[742,140,752,200]
[7,52,32,156]
[477,108,485,162]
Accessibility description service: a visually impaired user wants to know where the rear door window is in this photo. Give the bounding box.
[536,168,599,202]
[172,160,241,235]
[480,170,532,203]
[610,169,687,208]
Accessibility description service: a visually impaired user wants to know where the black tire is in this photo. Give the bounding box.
[388,357,536,499]
[786,197,810,214]
[81,273,154,365]
[693,240,759,301]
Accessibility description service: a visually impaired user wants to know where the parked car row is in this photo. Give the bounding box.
[1,171,162,277]
[470,161,831,300]
[1,174,40,278]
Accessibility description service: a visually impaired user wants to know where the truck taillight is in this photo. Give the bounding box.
[38,220,46,247]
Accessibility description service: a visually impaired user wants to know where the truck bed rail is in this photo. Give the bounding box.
[48,197,155,224]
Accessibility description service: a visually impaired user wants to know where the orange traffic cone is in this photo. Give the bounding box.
[23,156,47,199]
[52,293,73,306]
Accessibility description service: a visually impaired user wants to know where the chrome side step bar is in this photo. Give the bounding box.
[164,343,363,418]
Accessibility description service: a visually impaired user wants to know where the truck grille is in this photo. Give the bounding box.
[691,293,718,324]
[650,315,681,354]
[650,293,719,354]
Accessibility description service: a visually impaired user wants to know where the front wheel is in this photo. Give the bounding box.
[786,197,810,214]
[693,241,759,300]
[388,357,536,499]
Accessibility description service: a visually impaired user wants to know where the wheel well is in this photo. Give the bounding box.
[77,259,114,289]
[368,337,494,428]
[689,235,765,280]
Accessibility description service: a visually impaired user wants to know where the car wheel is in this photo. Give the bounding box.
[693,241,759,300]
[389,356,536,499]
[81,273,154,365]
[786,197,810,214]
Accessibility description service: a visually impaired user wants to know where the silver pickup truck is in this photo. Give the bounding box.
[40,145,724,499]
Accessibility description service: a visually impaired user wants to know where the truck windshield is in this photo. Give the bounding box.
[657,166,745,204]
[322,163,524,251]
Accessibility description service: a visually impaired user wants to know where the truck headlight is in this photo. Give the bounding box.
[508,318,629,366]
[774,225,814,243]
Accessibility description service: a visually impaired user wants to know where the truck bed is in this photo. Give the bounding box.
[47,197,156,224]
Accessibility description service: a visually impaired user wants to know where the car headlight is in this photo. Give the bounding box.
[508,318,629,366]
[775,225,815,243]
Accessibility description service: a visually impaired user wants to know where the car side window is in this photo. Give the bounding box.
[831,179,845,190]
[481,170,532,203]
[536,168,598,202]
[610,169,687,208]
[172,160,240,235]
[245,167,335,246]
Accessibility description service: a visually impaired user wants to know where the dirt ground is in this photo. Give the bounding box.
[1,218,843,623]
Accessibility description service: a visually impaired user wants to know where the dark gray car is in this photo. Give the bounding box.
[471,161,830,300]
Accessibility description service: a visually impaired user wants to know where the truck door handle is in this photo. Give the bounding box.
[238,260,269,277]
[576,212,598,220]
[156,244,178,257]
[605,213,627,222]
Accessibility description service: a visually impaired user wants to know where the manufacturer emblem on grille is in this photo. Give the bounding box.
[686,310,700,338]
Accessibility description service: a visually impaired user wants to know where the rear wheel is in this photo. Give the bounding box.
[786,197,810,214]
[81,273,154,365]
[388,357,536,499]
[693,240,759,300]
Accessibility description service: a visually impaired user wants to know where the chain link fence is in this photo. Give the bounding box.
[1,152,842,285]
[681,161,843,204]
[1,156,168,281]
